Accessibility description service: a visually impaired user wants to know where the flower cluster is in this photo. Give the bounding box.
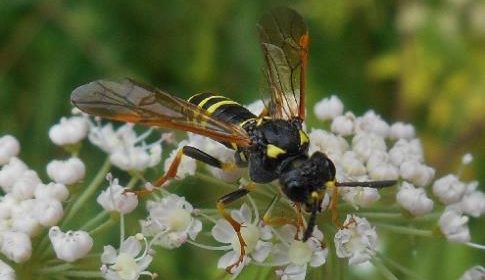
[0,125,94,275]
[0,95,482,279]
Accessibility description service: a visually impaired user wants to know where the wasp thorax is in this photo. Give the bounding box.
[254,118,307,158]
[279,152,336,204]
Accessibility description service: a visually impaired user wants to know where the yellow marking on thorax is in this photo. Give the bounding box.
[299,130,309,145]
[206,100,239,114]
[266,144,286,158]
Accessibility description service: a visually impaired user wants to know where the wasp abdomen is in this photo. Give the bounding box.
[188,93,255,126]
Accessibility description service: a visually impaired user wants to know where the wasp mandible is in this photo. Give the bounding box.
[71,7,396,272]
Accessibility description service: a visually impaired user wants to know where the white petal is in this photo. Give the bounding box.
[251,240,272,262]
[211,219,234,244]
[0,135,20,166]
[0,231,32,263]
[101,245,117,264]
[120,237,142,257]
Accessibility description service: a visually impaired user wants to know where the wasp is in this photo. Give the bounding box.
[71,7,396,271]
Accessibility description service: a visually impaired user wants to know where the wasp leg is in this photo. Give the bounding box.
[262,195,304,239]
[127,146,227,196]
[294,203,306,239]
[328,183,342,228]
[262,194,290,225]
[217,188,251,273]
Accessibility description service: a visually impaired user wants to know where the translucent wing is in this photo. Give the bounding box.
[258,7,309,120]
[71,79,251,147]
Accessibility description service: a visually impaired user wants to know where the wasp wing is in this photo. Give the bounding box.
[258,7,309,120]
[71,79,251,147]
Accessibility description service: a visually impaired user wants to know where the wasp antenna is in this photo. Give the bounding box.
[335,180,397,189]
[303,198,319,242]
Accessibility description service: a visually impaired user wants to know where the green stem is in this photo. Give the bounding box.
[375,223,434,237]
[357,212,403,220]
[197,211,219,224]
[89,216,118,236]
[125,174,140,189]
[59,270,103,278]
[39,263,73,274]
[376,252,427,280]
[80,211,109,231]
[62,158,111,226]
[371,257,399,280]
[194,173,237,190]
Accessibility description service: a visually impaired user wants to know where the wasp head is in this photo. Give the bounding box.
[278,151,336,208]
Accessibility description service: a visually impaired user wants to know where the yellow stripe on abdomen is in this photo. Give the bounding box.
[206,100,240,114]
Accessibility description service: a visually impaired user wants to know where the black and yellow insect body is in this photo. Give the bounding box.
[71,7,396,272]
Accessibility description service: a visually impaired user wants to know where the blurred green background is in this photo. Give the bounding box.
[0,0,483,279]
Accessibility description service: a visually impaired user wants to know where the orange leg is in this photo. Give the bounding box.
[126,146,227,196]
[216,188,251,273]
[329,184,343,229]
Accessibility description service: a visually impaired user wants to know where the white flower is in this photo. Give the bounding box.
[389,122,415,140]
[0,231,32,263]
[89,123,162,172]
[163,141,196,181]
[34,199,64,226]
[432,174,467,204]
[88,122,123,153]
[459,182,485,218]
[396,182,433,216]
[313,95,344,120]
[11,199,42,236]
[439,207,470,243]
[341,187,381,209]
[49,116,89,146]
[366,151,399,181]
[97,176,138,214]
[0,194,18,220]
[0,259,15,279]
[354,111,389,137]
[340,151,367,177]
[351,133,387,162]
[331,112,355,136]
[308,129,349,160]
[10,170,41,200]
[0,158,28,192]
[459,265,485,280]
[388,139,424,166]
[46,157,85,185]
[35,182,69,202]
[49,226,93,262]
[399,161,435,187]
[110,145,161,172]
[141,194,201,249]
[212,203,272,274]
[273,225,328,280]
[276,263,307,280]
[101,235,155,280]
[0,135,20,166]
[334,215,377,265]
